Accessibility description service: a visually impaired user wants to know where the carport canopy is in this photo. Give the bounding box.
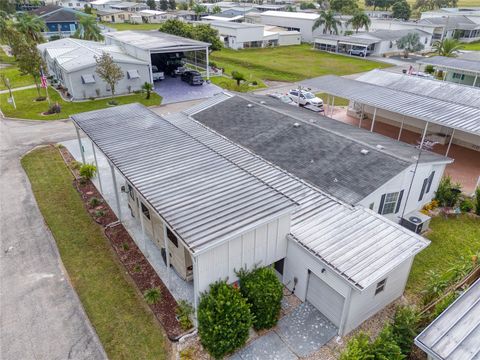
[314,34,378,47]
[301,75,480,137]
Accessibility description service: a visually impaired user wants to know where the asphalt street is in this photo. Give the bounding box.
[0,118,107,360]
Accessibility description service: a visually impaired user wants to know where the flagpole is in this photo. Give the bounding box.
[45,85,51,105]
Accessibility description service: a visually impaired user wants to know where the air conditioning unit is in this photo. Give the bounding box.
[400,210,431,234]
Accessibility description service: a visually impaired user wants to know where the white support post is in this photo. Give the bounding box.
[75,126,86,164]
[330,96,335,117]
[420,122,429,150]
[326,94,330,114]
[109,162,122,222]
[91,141,103,194]
[193,256,199,325]
[370,107,377,132]
[205,47,210,80]
[473,74,478,88]
[398,117,404,141]
[163,223,171,288]
[445,128,455,157]
[137,194,148,258]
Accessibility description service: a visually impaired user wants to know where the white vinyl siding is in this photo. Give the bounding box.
[307,272,345,327]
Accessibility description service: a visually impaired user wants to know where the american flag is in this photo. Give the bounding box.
[40,68,47,88]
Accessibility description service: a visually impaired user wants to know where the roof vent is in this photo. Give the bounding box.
[260,101,266,104]
[360,149,369,155]
[376,144,384,150]
[293,122,300,127]
[309,119,316,123]
[333,178,339,183]
[247,103,253,108]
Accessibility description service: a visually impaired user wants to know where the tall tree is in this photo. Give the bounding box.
[83,3,92,14]
[159,0,168,11]
[211,5,221,13]
[312,10,342,34]
[158,19,194,37]
[365,0,396,10]
[330,0,358,14]
[391,0,411,20]
[397,32,424,58]
[432,38,463,57]
[15,41,45,96]
[15,12,45,44]
[146,0,156,9]
[94,52,124,97]
[74,16,103,41]
[168,0,176,10]
[194,23,222,50]
[192,3,207,19]
[347,11,371,33]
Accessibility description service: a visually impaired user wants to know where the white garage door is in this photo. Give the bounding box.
[306,272,345,327]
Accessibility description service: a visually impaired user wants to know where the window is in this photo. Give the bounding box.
[381,192,399,215]
[127,69,140,79]
[141,202,150,220]
[452,73,465,80]
[81,74,95,84]
[166,228,178,247]
[375,279,386,295]
[419,178,428,201]
[426,171,435,194]
[127,184,134,199]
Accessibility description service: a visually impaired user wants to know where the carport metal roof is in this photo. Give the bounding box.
[417,55,480,76]
[301,75,480,136]
[315,34,378,46]
[104,30,210,53]
[179,93,430,290]
[71,103,296,254]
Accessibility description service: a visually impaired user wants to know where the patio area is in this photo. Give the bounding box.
[327,106,480,194]
[62,138,195,305]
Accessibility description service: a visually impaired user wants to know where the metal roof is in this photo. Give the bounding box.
[300,75,480,136]
[315,34,378,46]
[417,56,480,76]
[415,278,480,360]
[171,94,430,290]
[261,10,319,20]
[71,103,296,254]
[104,30,210,53]
[356,69,480,108]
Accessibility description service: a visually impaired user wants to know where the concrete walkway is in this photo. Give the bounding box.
[0,118,106,360]
[0,84,36,94]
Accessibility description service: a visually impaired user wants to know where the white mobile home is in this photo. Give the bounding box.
[418,56,480,88]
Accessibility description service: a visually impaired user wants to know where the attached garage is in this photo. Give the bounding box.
[306,272,345,327]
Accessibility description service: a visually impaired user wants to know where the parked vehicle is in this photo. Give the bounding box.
[173,66,186,77]
[151,65,165,81]
[181,70,204,86]
[348,47,369,57]
[288,89,323,107]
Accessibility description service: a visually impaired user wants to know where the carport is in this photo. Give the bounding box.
[314,35,378,55]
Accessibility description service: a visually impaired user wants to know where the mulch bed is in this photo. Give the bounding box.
[57,145,185,340]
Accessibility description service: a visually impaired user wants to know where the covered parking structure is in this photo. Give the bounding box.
[104,30,211,82]
[314,34,378,56]
[417,56,480,88]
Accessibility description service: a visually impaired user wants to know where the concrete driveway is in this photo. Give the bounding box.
[154,75,223,104]
[0,118,106,360]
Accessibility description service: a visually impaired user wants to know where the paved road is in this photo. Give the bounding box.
[0,118,107,360]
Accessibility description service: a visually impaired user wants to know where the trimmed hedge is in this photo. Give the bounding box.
[198,281,252,359]
[237,266,283,330]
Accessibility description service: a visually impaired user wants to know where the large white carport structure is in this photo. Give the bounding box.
[104,30,211,82]
[300,73,480,158]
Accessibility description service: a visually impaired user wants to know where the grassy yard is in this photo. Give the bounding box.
[210,75,267,92]
[406,214,480,300]
[0,86,161,120]
[101,22,161,31]
[0,47,16,65]
[0,65,35,90]
[316,93,350,106]
[22,146,168,360]
[210,44,392,85]
[461,41,480,51]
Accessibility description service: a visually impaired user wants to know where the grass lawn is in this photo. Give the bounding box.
[22,146,168,360]
[0,65,35,90]
[461,41,480,51]
[101,22,161,31]
[210,75,267,92]
[315,93,350,106]
[405,214,480,301]
[0,47,16,65]
[210,44,392,84]
[0,86,161,120]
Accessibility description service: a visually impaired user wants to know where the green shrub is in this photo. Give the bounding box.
[460,198,474,213]
[144,287,162,305]
[94,210,105,218]
[424,64,435,74]
[107,100,119,106]
[122,242,129,251]
[89,197,102,207]
[371,326,405,360]
[176,300,194,331]
[430,291,459,320]
[237,266,283,330]
[70,160,82,170]
[198,281,252,359]
[475,187,480,215]
[434,176,462,207]
[79,163,97,180]
[391,306,420,356]
[339,332,374,360]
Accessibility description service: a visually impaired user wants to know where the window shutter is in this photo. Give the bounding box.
[395,190,404,214]
[426,171,435,193]
[378,194,386,214]
[419,178,428,201]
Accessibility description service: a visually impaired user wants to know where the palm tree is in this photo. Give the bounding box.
[432,38,463,57]
[347,11,371,33]
[312,10,342,35]
[192,4,207,20]
[74,16,104,41]
[15,12,45,44]
[141,82,153,99]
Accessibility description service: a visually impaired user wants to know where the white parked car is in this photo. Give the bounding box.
[288,89,323,107]
[151,65,165,81]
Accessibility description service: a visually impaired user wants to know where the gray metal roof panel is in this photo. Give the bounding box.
[415,278,480,360]
[418,55,480,75]
[167,98,429,289]
[71,103,296,253]
[300,75,480,136]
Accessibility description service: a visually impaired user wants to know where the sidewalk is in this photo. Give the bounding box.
[0,84,36,94]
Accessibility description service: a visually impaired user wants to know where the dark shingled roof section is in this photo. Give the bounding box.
[192,94,449,204]
[31,6,80,22]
